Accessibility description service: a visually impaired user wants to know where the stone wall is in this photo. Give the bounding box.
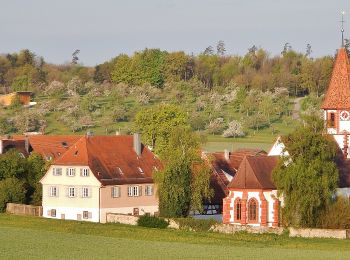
[211,224,284,235]
[106,213,139,225]
[6,203,42,216]
[289,227,349,239]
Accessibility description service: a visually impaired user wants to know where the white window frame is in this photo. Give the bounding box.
[145,185,153,196]
[112,186,121,198]
[67,168,76,177]
[68,187,76,198]
[53,168,62,176]
[49,186,58,197]
[51,209,56,217]
[83,211,89,219]
[82,187,90,198]
[82,168,89,177]
[128,186,139,197]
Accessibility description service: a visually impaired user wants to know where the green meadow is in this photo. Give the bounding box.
[0,214,349,259]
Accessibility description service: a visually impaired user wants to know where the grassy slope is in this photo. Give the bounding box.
[0,214,349,259]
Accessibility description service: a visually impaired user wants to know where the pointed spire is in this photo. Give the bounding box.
[341,11,346,47]
[322,48,350,109]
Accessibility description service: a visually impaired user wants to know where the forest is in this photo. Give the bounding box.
[0,42,336,144]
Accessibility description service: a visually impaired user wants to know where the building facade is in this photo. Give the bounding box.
[40,134,161,223]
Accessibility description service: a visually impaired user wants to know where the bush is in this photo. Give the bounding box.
[175,217,218,232]
[0,177,26,212]
[137,215,169,229]
[317,197,350,229]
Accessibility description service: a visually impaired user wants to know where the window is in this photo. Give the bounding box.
[68,187,76,197]
[82,187,90,198]
[145,185,153,196]
[138,167,144,174]
[49,186,58,197]
[51,209,56,217]
[81,168,89,177]
[53,168,62,176]
[235,198,242,221]
[112,186,121,198]
[248,198,258,222]
[128,186,139,197]
[67,168,76,177]
[328,112,336,128]
[83,211,89,219]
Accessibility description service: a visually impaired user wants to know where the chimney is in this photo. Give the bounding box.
[224,149,230,160]
[133,133,141,157]
[86,131,93,138]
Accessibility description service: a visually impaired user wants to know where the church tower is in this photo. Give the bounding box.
[322,47,350,158]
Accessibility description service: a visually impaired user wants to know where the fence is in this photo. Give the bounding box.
[6,203,43,217]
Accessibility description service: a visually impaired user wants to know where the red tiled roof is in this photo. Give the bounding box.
[28,135,81,159]
[210,148,267,185]
[322,48,350,109]
[228,155,278,189]
[53,135,161,185]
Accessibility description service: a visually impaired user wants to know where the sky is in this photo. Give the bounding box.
[1,0,350,66]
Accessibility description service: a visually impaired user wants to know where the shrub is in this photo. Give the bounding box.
[137,215,169,229]
[175,217,218,232]
[317,196,350,229]
[0,177,26,212]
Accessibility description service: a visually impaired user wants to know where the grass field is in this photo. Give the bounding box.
[0,214,349,259]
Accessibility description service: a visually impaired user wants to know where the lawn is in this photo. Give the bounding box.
[0,214,349,259]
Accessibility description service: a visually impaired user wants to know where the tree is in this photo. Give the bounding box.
[222,120,245,138]
[306,44,312,58]
[0,150,26,180]
[273,117,339,227]
[133,104,188,154]
[154,127,212,217]
[203,46,214,55]
[0,178,26,212]
[72,49,80,65]
[216,40,226,56]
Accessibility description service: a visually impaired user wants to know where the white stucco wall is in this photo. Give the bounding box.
[228,190,277,227]
[43,206,100,222]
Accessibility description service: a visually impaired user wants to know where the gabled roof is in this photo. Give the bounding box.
[53,135,161,185]
[210,148,267,185]
[28,135,81,159]
[228,155,278,189]
[322,48,350,109]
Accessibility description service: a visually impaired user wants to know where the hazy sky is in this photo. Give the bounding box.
[1,0,350,66]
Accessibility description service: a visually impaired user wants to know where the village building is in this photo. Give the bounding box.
[201,148,266,215]
[40,134,161,223]
[0,91,34,107]
[223,46,350,227]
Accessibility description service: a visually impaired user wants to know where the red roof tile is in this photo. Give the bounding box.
[53,135,161,185]
[228,156,278,189]
[28,135,81,159]
[322,48,350,109]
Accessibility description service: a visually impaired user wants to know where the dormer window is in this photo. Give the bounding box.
[137,167,144,174]
[117,167,123,175]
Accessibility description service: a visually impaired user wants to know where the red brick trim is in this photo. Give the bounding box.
[241,191,248,225]
[271,195,279,227]
[222,191,234,224]
[259,191,267,227]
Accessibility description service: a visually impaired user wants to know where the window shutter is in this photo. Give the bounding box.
[48,186,51,196]
[139,186,142,196]
[88,187,92,198]
[80,168,83,176]
[65,187,69,197]
[66,168,69,176]
[88,212,92,219]
[150,185,153,195]
[118,187,121,197]
[111,187,114,198]
[47,210,51,216]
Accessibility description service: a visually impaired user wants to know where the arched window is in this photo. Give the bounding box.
[234,198,242,221]
[248,198,258,222]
